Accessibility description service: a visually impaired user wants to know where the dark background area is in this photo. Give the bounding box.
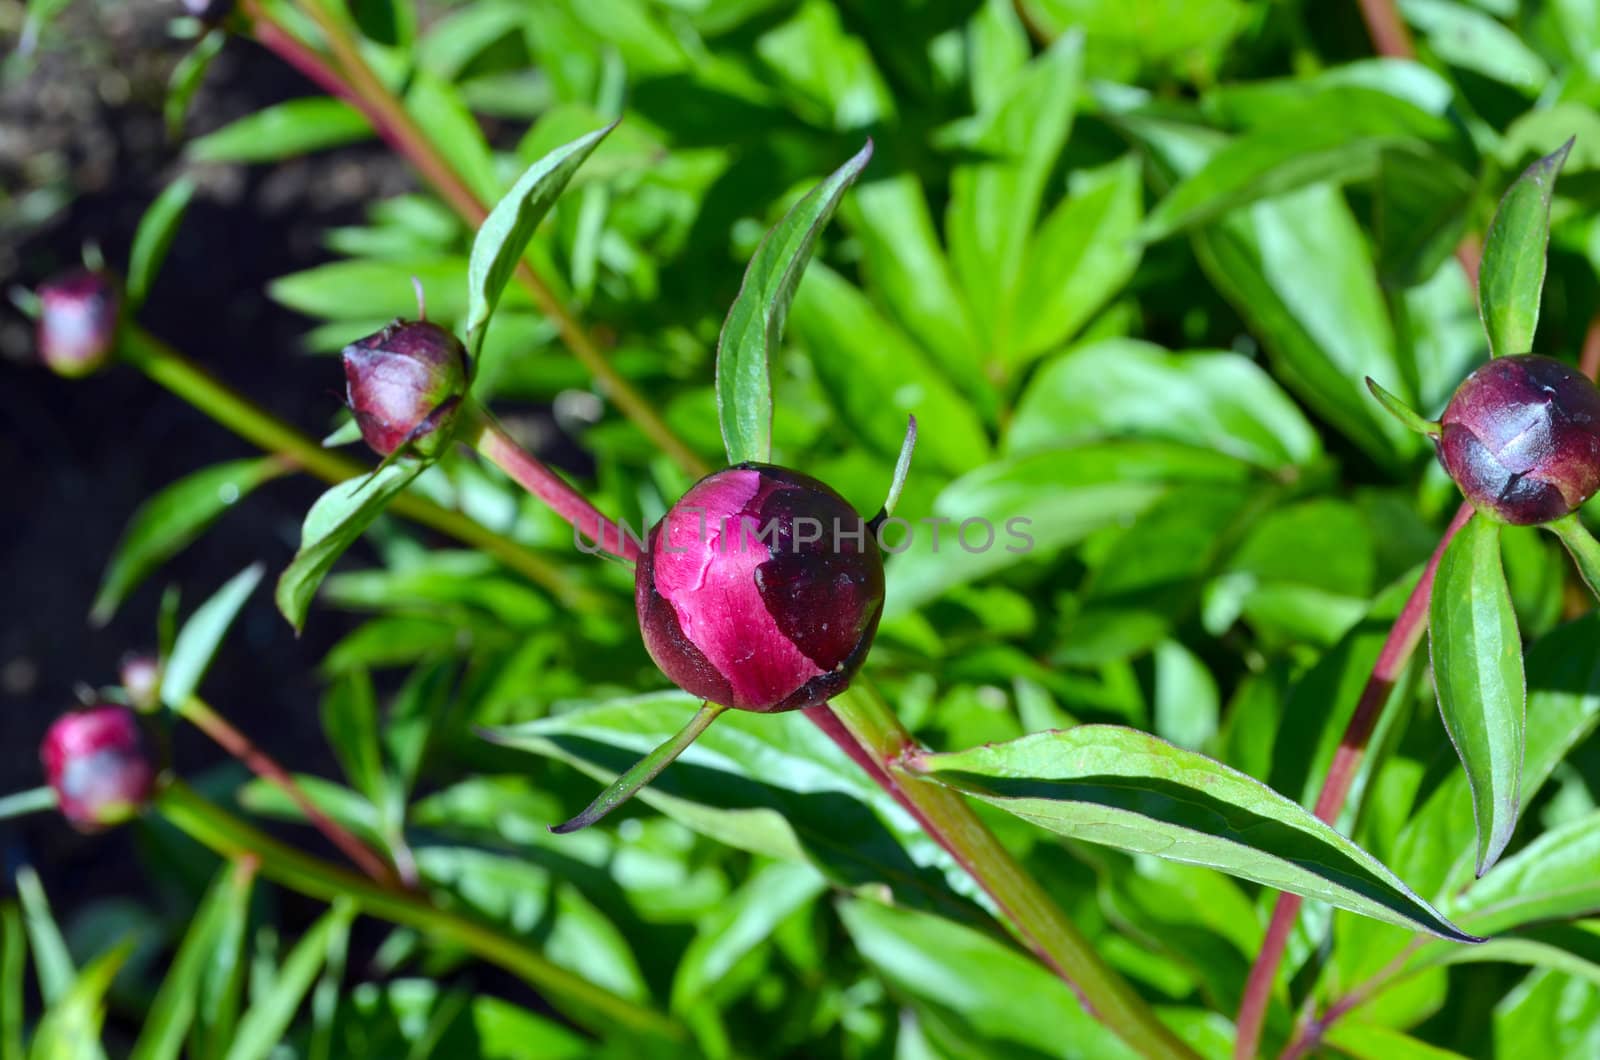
[1,2,414,921]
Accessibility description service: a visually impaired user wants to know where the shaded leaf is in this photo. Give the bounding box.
[223,904,353,1060]
[189,99,374,164]
[127,177,196,311]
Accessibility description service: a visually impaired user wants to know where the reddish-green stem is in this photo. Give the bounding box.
[1232,502,1474,1059]
[244,1,708,478]
[469,409,643,561]
[180,695,404,890]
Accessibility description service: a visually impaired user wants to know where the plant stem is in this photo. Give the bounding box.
[0,786,57,820]
[1232,501,1475,1060]
[553,701,727,833]
[248,3,709,478]
[116,323,589,607]
[827,683,1198,1060]
[468,407,643,562]
[155,779,685,1043]
[178,695,403,889]
[1547,514,1600,601]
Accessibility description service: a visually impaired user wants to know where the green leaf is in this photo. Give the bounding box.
[127,177,196,311]
[463,123,615,355]
[162,564,265,710]
[92,458,284,626]
[405,72,499,206]
[165,29,225,139]
[716,142,873,465]
[129,862,256,1060]
[1143,87,1461,240]
[28,942,129,1060]
[789,263,989,474]
[189,98,374,164]
[1479,139,1572,358]
[1012,154,1144,364]
[275,464,425,634]
[945,28,1081,361]
[902,725,1475,940]
[321,670,385,807]
[884,442,1253,618]
[837,895,1138,1059]
[1323,1021,1470,1060]
[223,904,352,1060]
[2,904,24,1060]
[1401,0,1552,94]
[15,868,72,1006]
[1449,810,1600,935]
[669,860,824,1012]
[1007,338,1320,470]
[1429,515,1526,876]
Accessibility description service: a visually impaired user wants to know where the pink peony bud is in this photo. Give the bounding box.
[341,320,469,458]
[37,269,119,378]
[635,464,885,713]
[1437,355,1600,525]
[41,706,156,831]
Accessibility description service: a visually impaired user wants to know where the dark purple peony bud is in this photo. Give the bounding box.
[635,464,885,713]
[41,706,156,831]
[1436,355,1600,525]
[37,269,119,378]
[342,320,469,458]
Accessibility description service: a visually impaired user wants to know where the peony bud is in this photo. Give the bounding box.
[180,0,233,22]
[635,464,885,713]
[341,320,469,458]
[41,706,156,831]
[37,269,119,378]
[120,655,161,713]
[1437,355,1600,525]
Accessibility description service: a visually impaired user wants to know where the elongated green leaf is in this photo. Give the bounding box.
[1323,1021,1469,1060]
[884,442,1253,618]
[92,459,284,626]
[1479,140,1572,358]
[223,904,352,1060]
[1007,338,1320,470]
[716,142,873,464]
[406,72,499,206]
[670,860,824,1012]
[789,263,989,474]
[16,868,73,1006]
[483,692,983,924]
[837,896,1137,1059]
[2,904,23,1060]
[189,99,374,164]
[129,862,256,1060]
[1450,810,1600,936]
[275,464,424,634]
[127,178,196,310]
[463,124,615,355]
[1012,154,1144,365]
[945,29,1081,359]
[28,943,129,1060]
[162,564,264,710]
[903,725,1475,940]
[166,30,225,139]
[1143,87,1460,240]
[321,670,385,807]
[1429,515,1526,876]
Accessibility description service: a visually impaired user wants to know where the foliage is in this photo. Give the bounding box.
[16,0,1600,1057]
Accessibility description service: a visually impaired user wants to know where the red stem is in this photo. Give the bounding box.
[1357,0,1416,59]
[471,412,642,561]
[1581,310,1600,380]
[183,699,405,890]
[1232,502,1473,1058]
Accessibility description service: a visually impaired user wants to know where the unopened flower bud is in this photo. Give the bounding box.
[41,706,156,831]
[37,269,119,378]
[180,0,233,23]
[120,655,161,713]
[636,464,885,713]
[341,320,469,458]
[1437,355,1600,525]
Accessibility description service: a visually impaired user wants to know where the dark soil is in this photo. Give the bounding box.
[1,0,414,937]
